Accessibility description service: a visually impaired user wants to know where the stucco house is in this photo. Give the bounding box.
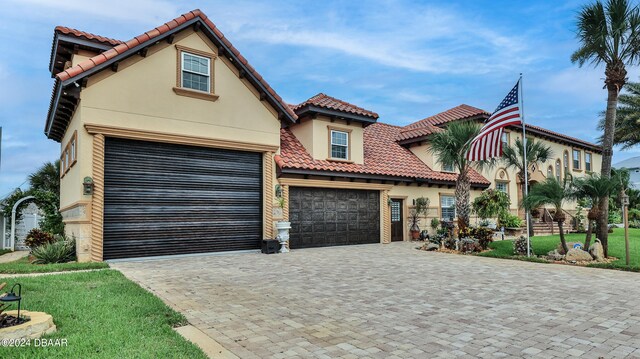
[45,10,602,261]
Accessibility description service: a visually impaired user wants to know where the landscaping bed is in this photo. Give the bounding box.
[0,270,206,358]
[476,228,639,271]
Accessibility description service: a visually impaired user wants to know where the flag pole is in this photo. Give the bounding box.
[520,73,531,257]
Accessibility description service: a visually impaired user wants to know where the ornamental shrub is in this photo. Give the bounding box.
[498,212,522,228]
[24,229,55,250]
[472,227,494,250]
[514,235,533,256]
[31,236,76,264]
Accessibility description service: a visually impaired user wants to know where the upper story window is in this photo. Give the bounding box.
[496,181,508,193]
[563,151,569,176]
[555,159,561,182]
[182,52,210,92]
[174,45,218,101]
[585,152,592,172]
[501,132,509,148]
[60,130,78,178]
[442,162,455,172]
[573,149,581,170]
[547,165,553,179]
[330,129,349,160]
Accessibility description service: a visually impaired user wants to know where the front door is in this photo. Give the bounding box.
[390,199,404,242]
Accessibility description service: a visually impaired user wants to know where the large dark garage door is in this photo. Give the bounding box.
[103,138,262,260]
[288,187,380,249]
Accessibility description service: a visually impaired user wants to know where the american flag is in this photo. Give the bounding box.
[466,80,522,161]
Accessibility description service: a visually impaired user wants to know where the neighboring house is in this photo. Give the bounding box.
[44,10,602,262]
[614,156,640,189]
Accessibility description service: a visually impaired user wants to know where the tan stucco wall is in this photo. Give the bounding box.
[58,29,283,261]
[290,116,365,164]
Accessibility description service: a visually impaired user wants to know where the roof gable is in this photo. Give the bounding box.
[292,93,378,124]
[45,9,297,142]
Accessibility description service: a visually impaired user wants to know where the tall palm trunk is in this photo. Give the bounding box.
[455,168,471,232]
[598,63,626,257]
[558,219,568,254]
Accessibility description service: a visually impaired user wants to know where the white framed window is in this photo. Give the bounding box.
[440,195,456,221]
[501,132,509,147]
[573,149,581,170]
[555,159,561,182]
[563,151,569,176]
[547,166,553,179]
[442,162,454,172]
[496,181,508,193]
[330,130,349,160]
[181,52,210,92]
[585,152,592,172]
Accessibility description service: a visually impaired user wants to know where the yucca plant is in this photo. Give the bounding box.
[31,237,76,264]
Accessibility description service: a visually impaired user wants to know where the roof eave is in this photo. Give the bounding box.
[295,105,378,124]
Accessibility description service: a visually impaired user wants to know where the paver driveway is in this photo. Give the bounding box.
[112,243,640,358]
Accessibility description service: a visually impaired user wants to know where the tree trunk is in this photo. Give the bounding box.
[599,66,625,257]
[455,168,471,232]
[558,219,568,254]
[584,219,593,250]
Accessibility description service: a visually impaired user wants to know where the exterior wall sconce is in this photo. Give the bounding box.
[83,177,94,195]
[0,283,23,323]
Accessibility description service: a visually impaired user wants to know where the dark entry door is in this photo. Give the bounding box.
[390,199,404,241]
[288,187,380,248]
[103,138,262,260]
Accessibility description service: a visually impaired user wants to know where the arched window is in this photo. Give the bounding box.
[563,151,569,178]
[547,165,553,178]
[555,159,561,182]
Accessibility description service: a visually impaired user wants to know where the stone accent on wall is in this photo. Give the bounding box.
[90,134,105,262]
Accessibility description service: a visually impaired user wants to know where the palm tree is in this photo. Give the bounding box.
[522,178,576,254]
[429,121,489,232]
[28,161,60,194]
[573,174,619,251]
[572,0,640,252]
[600,81,640,149]
[502,137,553,234]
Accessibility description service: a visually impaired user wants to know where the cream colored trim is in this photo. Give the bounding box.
[59,200,91,213]
[282,184,289,221]
[84,124,279,153]
[91,134,105,262]
[327,125,352,161]
[278,178,393,191]
[172,87,219,101]
[263,152,274,239]
[438,192,455,220]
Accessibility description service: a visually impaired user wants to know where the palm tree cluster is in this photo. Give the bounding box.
[572,0,640,255]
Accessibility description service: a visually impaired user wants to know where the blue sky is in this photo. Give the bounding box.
[1,0,639,197]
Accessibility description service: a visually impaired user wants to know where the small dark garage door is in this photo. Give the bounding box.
[288,187,380,249]
[103,138,262,260]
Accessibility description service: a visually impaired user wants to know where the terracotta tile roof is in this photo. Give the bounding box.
[404,104,489,130]
[402,104,601,150]
[55,26,124,46]
[53,9,297,121]
[396,123,442,142]
[277,123,489,185]
[292,93,379,119]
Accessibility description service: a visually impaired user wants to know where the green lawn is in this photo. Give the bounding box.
[0,270,206,358]
[478,228,640,271]
[0,257,109,274]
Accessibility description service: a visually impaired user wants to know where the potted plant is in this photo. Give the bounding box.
[274,185,290,253]
[408,197,429,240]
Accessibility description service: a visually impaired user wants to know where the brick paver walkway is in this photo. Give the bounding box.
[112,243,640,358]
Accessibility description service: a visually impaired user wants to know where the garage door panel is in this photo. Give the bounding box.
[289,187,380,249]
[103,138,262,260]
